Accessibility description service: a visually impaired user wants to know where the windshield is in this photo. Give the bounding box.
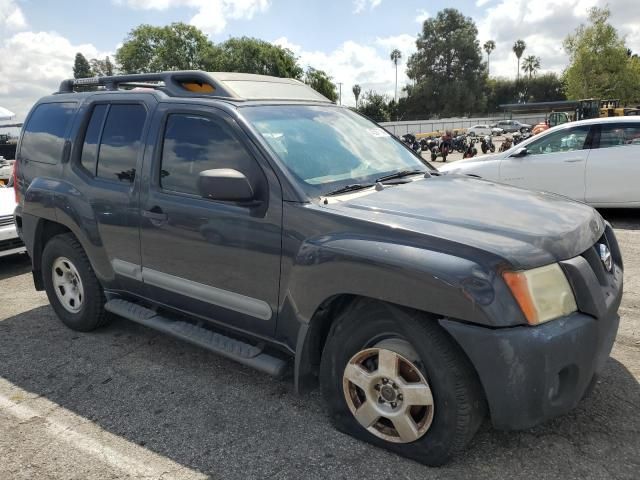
[242,105,432,196]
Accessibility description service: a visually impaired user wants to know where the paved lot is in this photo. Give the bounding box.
[0,210,639,480]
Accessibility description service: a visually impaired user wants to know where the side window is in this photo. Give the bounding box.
[525,126,591,156]
[80,104,108,175]
[598,124,640,148]
[160,114,258,196]
[96,104,146,183]
[20,102,76,164]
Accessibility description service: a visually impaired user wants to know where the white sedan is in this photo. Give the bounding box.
[439,117,640,208]
[467,124,503,137]
[0,184,25,257]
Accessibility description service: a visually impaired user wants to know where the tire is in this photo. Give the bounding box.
[490,145,496,153]
[42,233,110,332]
[320,300,486,466]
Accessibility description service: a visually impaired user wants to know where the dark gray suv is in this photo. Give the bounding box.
[14,71,622,465]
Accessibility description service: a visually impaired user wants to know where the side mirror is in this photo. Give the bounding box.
[511,147,528,157]
[197,168,256,203]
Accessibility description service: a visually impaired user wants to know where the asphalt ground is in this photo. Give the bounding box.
[0,210,638,480]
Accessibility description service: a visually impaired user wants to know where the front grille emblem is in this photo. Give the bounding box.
[598,244,613,272]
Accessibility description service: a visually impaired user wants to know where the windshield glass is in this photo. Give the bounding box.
[242,105,432,196]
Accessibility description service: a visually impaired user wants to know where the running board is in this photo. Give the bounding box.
[105,299,288,377]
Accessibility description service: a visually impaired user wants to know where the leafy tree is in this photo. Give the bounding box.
[483,40,496,76]
[485,73,565,112]
[303,67,338,102]
[90,56,115,77]
[390,49,402,101]
[563,7,640,103]
[352,84,361,107]
[406,8,486,117]
[215,37,303,78]
[522,55,541,79]
[116,23,217,73]
[512,40,526,81]
[73,53,92,78]
[357,90,391,122]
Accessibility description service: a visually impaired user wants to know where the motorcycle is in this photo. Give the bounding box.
[430,138,450,162]
[452,135,468,153]
[480,135,496,154]
[463,138,478,158]
[512,132,523,145]
[401,133,421,153]
[499,136,513,152]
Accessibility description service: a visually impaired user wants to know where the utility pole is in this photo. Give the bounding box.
[337,82,343,105]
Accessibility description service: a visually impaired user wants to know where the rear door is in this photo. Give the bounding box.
[585,122,640,205]
[499,125,594,201]
[139,103,283,336]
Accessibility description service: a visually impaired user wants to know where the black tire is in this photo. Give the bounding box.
[42,233,110,332]
[320,300,486,466]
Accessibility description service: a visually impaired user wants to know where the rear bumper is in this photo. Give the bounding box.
[0,224,25,257]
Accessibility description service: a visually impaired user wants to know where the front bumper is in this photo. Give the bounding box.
[441,226,623,430]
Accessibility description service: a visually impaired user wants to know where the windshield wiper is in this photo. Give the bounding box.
[324,183,375,196]
[375,169,427,183]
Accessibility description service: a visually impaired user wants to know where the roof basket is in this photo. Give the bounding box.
[57,70,236,98]
[57,70,333,103]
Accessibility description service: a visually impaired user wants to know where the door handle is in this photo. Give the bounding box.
[564,158,584,163]
[142,208,168,222]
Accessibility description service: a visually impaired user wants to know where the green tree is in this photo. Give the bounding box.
[115,23,217,73]
[512,40,526,81]
[357,90,391,122]
[406,8,486,117]
[485,73,565,112]
[563,7,640,103]
[390,49,402,102]
[352,84,361,107]
[90,56,115,77]
[215,37,303,78]
[303,67,338,102]
[483,40,496,76]
[73,53,92,78]
[522,55,541,79]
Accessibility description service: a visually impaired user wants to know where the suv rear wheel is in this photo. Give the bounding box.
[320,300,486,466]
[42,233,110,331]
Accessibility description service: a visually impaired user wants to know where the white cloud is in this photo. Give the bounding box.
[0,31,108,121]
[353,0,382,14]
[0,0,27,30]
[115,0,270,34]
[477,0,640,78]
[415,9,430,24]
[475,0,493,7]
[274,34,416,105]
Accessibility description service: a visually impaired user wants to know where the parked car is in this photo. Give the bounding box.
[440,116,640,208]
[0,177,26,257]
[14,71,622,466]
[0,157,14,185]
[467,124,503,136]
[490,119,532,133]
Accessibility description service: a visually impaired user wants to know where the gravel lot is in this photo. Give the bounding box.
[0,210,638,480]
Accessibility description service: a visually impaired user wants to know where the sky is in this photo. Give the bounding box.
[1,0,640,123]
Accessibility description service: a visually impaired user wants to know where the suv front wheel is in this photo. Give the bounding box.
[42,233,110,332]
[320,300,486,466]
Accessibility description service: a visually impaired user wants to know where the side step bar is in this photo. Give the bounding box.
[105,299,288,377]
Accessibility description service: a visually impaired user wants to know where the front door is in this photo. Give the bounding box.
[499,125,593,202]
[139,104,283,336]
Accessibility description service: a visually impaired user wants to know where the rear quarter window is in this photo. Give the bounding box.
[19,102,76,164]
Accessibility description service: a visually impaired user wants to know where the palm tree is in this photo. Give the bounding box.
[390,49,402,102]
[352,84,361,108]
[483,40,496,76]
[512,40,526,82]
[522,55,541,79]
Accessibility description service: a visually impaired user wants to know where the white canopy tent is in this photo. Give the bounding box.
[0,106,15,121]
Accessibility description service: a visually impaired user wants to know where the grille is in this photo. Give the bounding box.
[0,215,13,227]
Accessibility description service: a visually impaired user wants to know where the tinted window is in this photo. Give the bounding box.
[598,124,640,148]
[80,104,108,175]
[526,126,591,155]
[160,114,257,196]
[97,104,146,183]
[20,102,76,164]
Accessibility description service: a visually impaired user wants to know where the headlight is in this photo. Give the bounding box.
[503,263,577,325]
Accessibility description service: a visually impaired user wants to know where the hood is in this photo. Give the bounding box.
[326,175,604,269]
[0,187,16,217]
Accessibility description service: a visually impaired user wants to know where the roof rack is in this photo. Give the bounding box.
[57,70,333,103]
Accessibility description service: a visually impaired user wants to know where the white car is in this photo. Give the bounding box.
[467,124,503,137]
[0,184,25,257]
[439,117,640,208]
[0,157,13,184]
